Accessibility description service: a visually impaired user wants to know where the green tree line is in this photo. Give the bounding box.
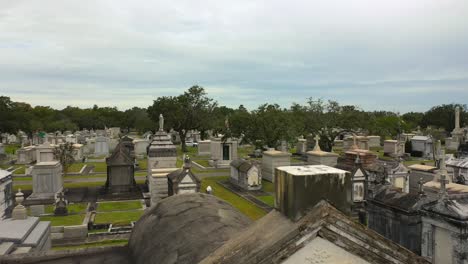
[1,87,467,152]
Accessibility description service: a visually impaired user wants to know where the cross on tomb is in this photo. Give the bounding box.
[313,135,321,151]
[438,174,449,200]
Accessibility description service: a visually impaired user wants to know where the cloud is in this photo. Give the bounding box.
[0,0,468,112]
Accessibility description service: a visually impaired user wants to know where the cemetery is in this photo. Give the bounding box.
[0,91,468,264]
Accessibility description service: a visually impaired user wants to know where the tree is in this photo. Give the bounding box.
[54,142,75,175]
[421,104,467,132]
[147,86,217,152]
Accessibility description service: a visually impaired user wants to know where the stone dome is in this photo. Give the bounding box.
[129,193,252,264]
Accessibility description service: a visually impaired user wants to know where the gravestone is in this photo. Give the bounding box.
[54,192,68,216]
[296,137,307,155]
[105,142,137,193]
[0,143,5,155]
[94,136,110,156]
[134,139,150,157]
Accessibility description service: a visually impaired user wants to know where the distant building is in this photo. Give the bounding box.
[229,159,261,191]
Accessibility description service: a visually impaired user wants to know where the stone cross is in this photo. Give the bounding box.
[159,114,164,131]
[455,106,460,130]
[418,177,425,195]
[313,135,321,151]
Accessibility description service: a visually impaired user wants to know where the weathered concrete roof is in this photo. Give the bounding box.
[167,168,200,184]
[229,159,255,173]
[408,164,437,172]
[262,149,291,157]
[200,200,429,264]
[0,217,39,242]
[128,193,252,264]
[277,165,347,176]
[423,198,468,221]
[370,185,432,212]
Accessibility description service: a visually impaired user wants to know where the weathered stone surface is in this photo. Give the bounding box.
[129,193,251,264]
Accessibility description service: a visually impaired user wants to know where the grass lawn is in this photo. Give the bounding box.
[201,176,266,220]
[176,146,199,157]
[67,163,85,173]
[12,183,32,191]
[87,162,107,172]
[137,159,147,170]
[97,200,142,212]
[136,179,146,184]
[256,195,275,207]
[13,176,32,181]
[52,239,128,250]
[64,175,106,180]
[135,171,147,177]
[94,211,144,226]
[238,145,254,158]
[40,214,85,226]
[44,203,88,214]
[12,166,25,174]
[194,160,210,167]
[5,144,20,155]
[64,181,105,189]
[261,180,275,193]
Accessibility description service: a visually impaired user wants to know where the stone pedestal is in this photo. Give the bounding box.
[148,168,178,205]
[262,149,291,182]
[306,150,339,167]
[296,139,307,155]
[28,161,63,202]
[198,140,211,156]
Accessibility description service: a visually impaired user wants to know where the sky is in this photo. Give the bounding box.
[0,0,468,113]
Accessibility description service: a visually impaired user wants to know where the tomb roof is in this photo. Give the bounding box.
[129,193,251,264]
[277,165,347,176]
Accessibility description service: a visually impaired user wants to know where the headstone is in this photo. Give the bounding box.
[54,192,68,216]
[296,137,307,155]
[133,139,150,157]
[367,136,381,148]
[105,142,137,193]
[94,136,110,156]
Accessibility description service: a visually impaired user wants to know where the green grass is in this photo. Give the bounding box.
[88,228,108,234]
[176,146,199,157]
[40,214,85,226]
[67,163,85,173]
[201,176,266,220]
[13,176,32,181]
[64,181,105,189]
[97,200,142,212]
[52,239,128,250]
[238,145,254,158]
[87,162,107,172]
[64,175,106,180]
[12,183,32,191]
[194,160,210,167]
[137,159,147,170]
[136,179,146,184]
[261,180,275,193]
[94,211,144,226]
[135,171,147,177]
[12,166,25,175]
[43,203,87,219]
[256,195,275,207]
[5,144,20,155]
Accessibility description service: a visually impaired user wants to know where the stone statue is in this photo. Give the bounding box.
[159,114,164,131]
[313,135,321,152]
[455,106,461,130]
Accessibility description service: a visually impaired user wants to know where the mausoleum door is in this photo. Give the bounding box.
[223,145,230,160]
[433,227,453,264]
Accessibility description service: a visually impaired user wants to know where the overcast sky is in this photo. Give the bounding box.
[1,0,467,112]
